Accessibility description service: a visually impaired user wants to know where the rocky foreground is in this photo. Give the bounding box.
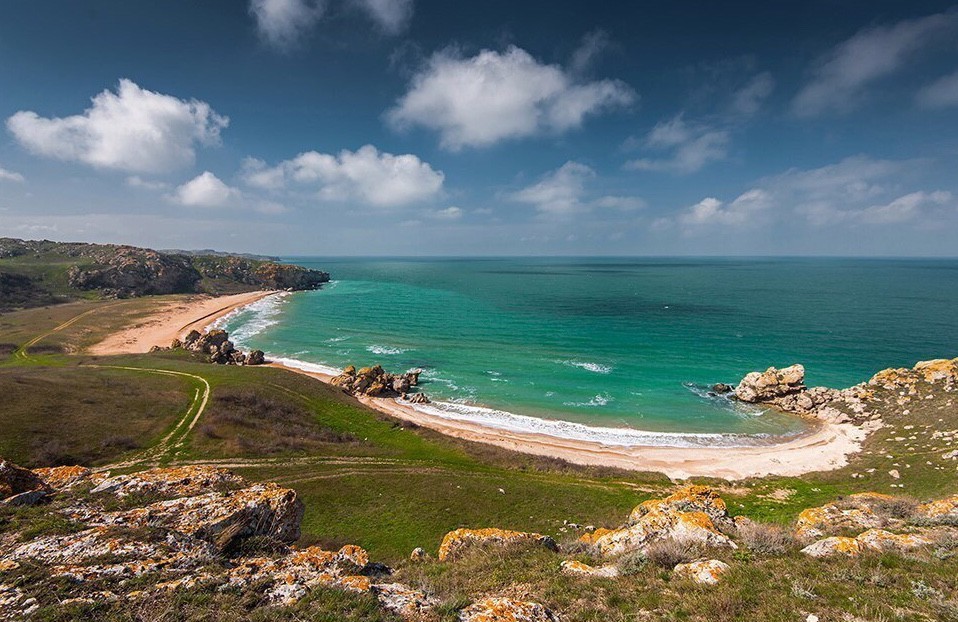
[4,459,958,620]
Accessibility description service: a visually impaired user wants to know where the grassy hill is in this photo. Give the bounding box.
[0,238,329,311]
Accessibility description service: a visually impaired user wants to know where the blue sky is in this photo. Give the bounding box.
[1,1,957,256]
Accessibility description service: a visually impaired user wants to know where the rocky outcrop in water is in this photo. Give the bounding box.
[330,365,428,401]
[0,461,434,620]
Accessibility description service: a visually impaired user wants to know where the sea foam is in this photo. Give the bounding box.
[562,360,613,374]
[212,291,289,346]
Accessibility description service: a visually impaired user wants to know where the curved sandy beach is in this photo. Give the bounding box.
[89,291,873,480]
[88,291,278,355]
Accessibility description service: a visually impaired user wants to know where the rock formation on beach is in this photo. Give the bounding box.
[331,365,430,403]
[726,358,958,426]
[165,328,267,366]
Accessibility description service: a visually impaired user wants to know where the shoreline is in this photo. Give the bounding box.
[90,290,872,480]
[87,290,279,355]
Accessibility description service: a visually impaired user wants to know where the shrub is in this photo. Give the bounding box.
[738,522,796,556]
[643,539,703,569]
[616,550,648,575]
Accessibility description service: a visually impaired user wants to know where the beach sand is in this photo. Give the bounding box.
[89,291,872,480]
[88,291,277,355]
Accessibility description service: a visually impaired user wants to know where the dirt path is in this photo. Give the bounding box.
[15,304,116,358]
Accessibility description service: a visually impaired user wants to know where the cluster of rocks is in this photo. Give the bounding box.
[0,461,433,620]
[164,328,266,366]
[331,365,430,403]
[720,358,958,426]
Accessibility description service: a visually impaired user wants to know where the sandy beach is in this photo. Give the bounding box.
[88,291,278,355]
[90,291,872,480]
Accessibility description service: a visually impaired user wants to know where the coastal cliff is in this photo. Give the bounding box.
[0,238,329,310]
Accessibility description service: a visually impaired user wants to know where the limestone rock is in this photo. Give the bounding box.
[870,358,958,390]
[438,528,558,562]
[331,365,425,400]
[459,597,560,622]
[856,529,930,552]
[247,349,266,365]
[629,485,729,527]
[916,494,958,521]
[800,536,864,558]
[409,547,429,561]
[372,583,438,618]
[735,364,806,403]
[89,466,247,498]
[33,465,100,491]
[794,494,889,539]
[672,559,730,585]
[592,508,735,556]
[560,560,619,578]
[106,483,304,547]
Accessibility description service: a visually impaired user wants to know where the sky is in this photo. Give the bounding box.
[1,1,957,256]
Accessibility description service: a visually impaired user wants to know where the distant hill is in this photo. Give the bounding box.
[0,238,329,312]
[159,248,280,261]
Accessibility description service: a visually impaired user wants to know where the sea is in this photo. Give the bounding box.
[215,257,958,448]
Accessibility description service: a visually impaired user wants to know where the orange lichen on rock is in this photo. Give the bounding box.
[459,597,560,622]
[794,497,883,540]
[32,466,98,491]
[90,466,247,498]
[437,528,558,562]
[916,494,958,521]
[559,560,619,578]
[673,559,730,585]
[576,528,613,546]
[800,536,864,558]
[856,529,931,552]
[629,485,729,525]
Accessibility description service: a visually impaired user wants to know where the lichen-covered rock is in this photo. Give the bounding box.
[794,495,887,539]
[459,597,560,622]
[735,364,806,402]
[870,358,958,390]
[800,536,864,558]
[106,483,304,547]
[629,485,729,526]
[89,466,247,498]
[672,559,730,585]
[33,465,102,491]
[438,528,558,561]
[372,583,438,618]
[593,508,736,557]
[560,560,619,578]
[856,529,930,552]
[916,494,958,521]
[576,528,613,546]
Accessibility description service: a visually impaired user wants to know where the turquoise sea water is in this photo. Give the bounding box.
[218,258,958,447]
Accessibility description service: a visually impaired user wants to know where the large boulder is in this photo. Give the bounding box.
[734,364,806,403]
[89,466,247,498]
[331,365,425,400]
[794,493,891,539]
[0,460,49,498]
[800,536,864,558]
[801,528,930,558]
[459,597,560,622]
[438,528,558,562]
[560,560,619,578]
[590,508,736,557]
[629,485,730,527]
[916,494,958,522]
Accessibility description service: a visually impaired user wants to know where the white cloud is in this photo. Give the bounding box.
[510,161,643,216]
[917,70,958,109]
[856,191,953,224]
[0,166,24,183]
[7,79,228,174]
[241,144,443,207]
[172,172,242,208]
[569,30,611,75]
[432,206,463,220]
[249,0,325,50]
[387,46,635,150]
[792,11,958,117]
[352,0,413,34]
[680,189,772,227]
[730,72,775,117]
[625,115,729,174]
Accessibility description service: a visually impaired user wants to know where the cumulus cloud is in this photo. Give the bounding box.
[0,166,24,183]
[510,161,644,216]
[241,144,443,207]
[352,0,413,34]
[625,115,729,174]
[387,45,635,150]
[172,172,242,208]
[249,0,326,50]
[917,70,958,109]
[6,79,228,174]
[680,189,772,227]
[792,11,958,117]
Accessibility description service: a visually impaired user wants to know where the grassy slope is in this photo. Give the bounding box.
[2,297,958,621]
